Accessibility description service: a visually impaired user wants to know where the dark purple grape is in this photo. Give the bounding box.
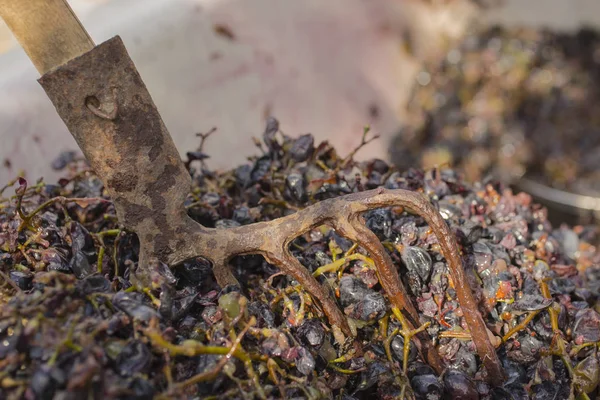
[195,354,227,395]
[548,277,576,295]
[285,173,307,203]
[248,301,276,328]
[438,201,462,222]
[156,262,178,287]
[443,370,479,400]
[500,356,527,387]
[173,257,213,289]
[313,180,352,200]
[475,381,490,398]
[491,385,528,400]
[509,334,544,365]
[72,176,104,198]
[158,284,175,321]
[338,276,369,307]
[407,361,435,379]
[40,224,62,244]
[328,231,354,253]
[365,208,393,239]
[9,269,33,290]
[127,377,155,400]
[294,346,315,375]
[250,156,272,184]
[471,242,492,274]
[290,134,314,162]
[484,227,505,244]
[234,164,252,188]
[384,171,406,190]
[355,362,389,393]
[112,291,158,322]
[177,316,199,336]
[349,292,387,321]
[397,219,418,246]
[402,246,433,283]
[530,359,572,399]
[232,206,253,225]
[552,227,579,261]
[75,275,111,295]
[391,334,417,365]
[170,291,199,321]
[201,192,221,207]
[40,184,61,198]
[488,243,511,264]
[573,309,600,343]
[457,221,483,246]
[0,322,20,359]
[450,347,477,376]
[574,288,596,304]
[586,266,600,282]
[263,117,280,156]
[370,159,390,174]
[0,252,13,267]
[424,170,450,199]
[366,171,383,189]
[45,247,71,273]
[411,374,442,400]
[51,150,77,170]
[512,293,552,311]
[69,251,93,279]
[116,340,151,377]
[186,151,210,162]
[296,319,325,348]
[29,365,66,400]
[307,250,330,271]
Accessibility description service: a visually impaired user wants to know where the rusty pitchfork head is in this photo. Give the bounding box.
[0,0,505,384]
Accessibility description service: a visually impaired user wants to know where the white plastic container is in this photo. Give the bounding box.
[0,0,477,183]
[5,0,597,184]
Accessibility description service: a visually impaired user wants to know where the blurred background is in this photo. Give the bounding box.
[2,0,600,221]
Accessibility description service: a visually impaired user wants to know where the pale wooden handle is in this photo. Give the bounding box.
[0,0,94,74]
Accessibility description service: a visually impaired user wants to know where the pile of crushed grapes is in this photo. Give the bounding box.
[2,117,600,400]
[391,24,600,197]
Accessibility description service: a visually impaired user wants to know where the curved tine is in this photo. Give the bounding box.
[334,217,445,375]
[264,250,351,344]
[404,195,504,385]
[131,248,152,287]
[345,189,504,385]
[211,258,241,289]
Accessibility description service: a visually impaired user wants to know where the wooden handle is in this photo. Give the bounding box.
[0,0,94,75]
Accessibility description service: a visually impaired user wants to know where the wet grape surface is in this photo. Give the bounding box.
[1,116,600,399]
[391,24,600,198]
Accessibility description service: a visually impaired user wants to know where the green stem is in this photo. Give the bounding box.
[155,317,260,400]
[502,310,541,342]
[48,321,81,365]
[312,253,375,277]
[97,247,105,273]
[328,365,365,374]
[144,330,264,363]
[97,229,121,238]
